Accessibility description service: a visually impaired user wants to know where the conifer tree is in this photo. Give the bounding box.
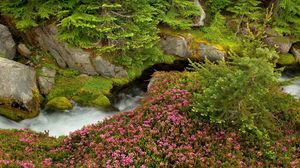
[272,0,300,39]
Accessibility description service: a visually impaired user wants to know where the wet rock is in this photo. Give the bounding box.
[0,57,40,121]
[0,24,16,59]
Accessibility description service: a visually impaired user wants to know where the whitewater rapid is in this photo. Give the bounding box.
[0,88,143,137]
[281,78,300,98]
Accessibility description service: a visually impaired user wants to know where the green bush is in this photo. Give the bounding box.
[236,39,279,62]
[190,57,296,140]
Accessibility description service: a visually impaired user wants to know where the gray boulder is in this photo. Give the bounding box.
[92,56,128,78]
[38,67,56,95]
[198,43,226,62]
[0,24,16,59]
[160,35,192,58]
[264,36,292,54]
[291,42,300,62]
[0,57,40,121]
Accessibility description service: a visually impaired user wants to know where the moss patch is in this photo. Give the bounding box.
[47,72,113,108]
[46,97,73,111]
[0,106,39,122]
[0,89,41,121]
[93,95,111,108]
[278,54,296,65]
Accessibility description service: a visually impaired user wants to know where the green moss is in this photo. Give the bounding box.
[0,89,40,121]
[0,98,38,122]
[278,54,296,65]
[0,106,38,122]
[93,95,111,108]
[31,48,57,67]
[111,78,129,86]
[127,67,143,81]
[46,97,73,111]
[56,68,80,78]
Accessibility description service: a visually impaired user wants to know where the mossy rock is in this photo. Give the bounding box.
[0,106,39,122]
[93,95,111,108]
[0,92,40,121]
[47,73,114,108]
[46,97,73,111]
[278,54,296,65]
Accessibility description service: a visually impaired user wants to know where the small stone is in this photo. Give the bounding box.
[160,35,192,58]
[17,43,32,58]
[93,56,128,78]
[198,43,226,62]
[264,36,292,54]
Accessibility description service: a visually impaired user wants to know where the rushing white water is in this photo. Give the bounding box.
[0,89,144,137]
[280,75,300,98]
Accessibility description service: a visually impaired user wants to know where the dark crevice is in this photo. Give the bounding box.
[11,102,27,111]
[111,59,191,104]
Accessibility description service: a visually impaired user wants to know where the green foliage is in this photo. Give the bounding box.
[201,13,237,48]
[0,0,195,75]
[190,57,295,139]
[273,0,300,39]
[236,39,279,62]
[205,0,231,16]
[0,0,58,30]
[227,0,263,35]
[227,0,262,20]
[157,0,200,29]
[0,0,199,51]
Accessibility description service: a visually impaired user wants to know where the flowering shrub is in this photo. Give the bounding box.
[0,72,299,167]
